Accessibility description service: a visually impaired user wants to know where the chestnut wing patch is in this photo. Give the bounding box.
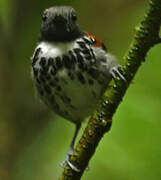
[85,32,107,51]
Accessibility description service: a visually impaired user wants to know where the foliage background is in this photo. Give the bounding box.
[0,0,161,180]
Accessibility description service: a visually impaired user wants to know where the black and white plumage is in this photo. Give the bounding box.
[32,6,124,171]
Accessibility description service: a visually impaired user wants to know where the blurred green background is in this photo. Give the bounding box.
[0,0,161,180]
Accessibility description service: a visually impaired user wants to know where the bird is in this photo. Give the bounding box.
[31,6,125,171]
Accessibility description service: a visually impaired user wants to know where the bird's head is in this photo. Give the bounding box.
[39,6,83,42]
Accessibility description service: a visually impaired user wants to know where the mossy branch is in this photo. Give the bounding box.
[59,0,161,179]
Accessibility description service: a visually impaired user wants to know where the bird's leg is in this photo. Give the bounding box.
[61,122,81,172]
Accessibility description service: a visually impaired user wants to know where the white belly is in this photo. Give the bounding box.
[37,68,104,123]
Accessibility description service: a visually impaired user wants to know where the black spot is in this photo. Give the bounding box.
[36,78,41,84]
[73,48,81,54]
[39,57,46,67]
[85,53,92,60]
[32,48,41,66]
[48,57,54,66]
[68,50,77,66]
[44,85,51,94]
[82,48,90,55]
[77,54,86,70]
[35,48,41,57]
[73,49,86,71]
[77,41,87,49]
[88,79,94,85]
[88,67,99,78]
[82,38,91,44]
[40,68,47,76]
[55,56,63,69]
[51,67,57,76]
[33,68,38,76]
[77,41,86,46]
[68,72,74,80]
[77,72,86,84]
[90,48,96,60]
[56,86,62,91]
[77,53,83,63]
[39,58,49,75]
[102,43,107,51]
[62,55,73,69]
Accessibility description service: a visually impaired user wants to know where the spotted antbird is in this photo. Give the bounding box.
[32,6,125,171]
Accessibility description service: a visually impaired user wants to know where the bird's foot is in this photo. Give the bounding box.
[61,158,89,172]
[61,158,80,172]
[60,150,80,172]
[110,65,126,82]
[66,160,80,172]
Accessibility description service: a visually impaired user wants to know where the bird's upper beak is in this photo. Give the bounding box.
[52,15,71,33]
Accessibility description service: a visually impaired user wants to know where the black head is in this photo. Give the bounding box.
[39,6,83,42]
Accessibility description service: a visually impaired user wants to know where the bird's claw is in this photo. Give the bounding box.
[61,150,80,172]
[110,65,126,82]
[67,160,81,172]
[61,159,80,172]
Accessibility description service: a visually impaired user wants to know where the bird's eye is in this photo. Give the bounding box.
[42,10,48,22]
[42,15,47,21]
[71,13,77,21]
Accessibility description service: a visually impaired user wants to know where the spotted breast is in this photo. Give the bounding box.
[32,32,117,123]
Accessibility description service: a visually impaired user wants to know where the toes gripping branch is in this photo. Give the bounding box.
[110,65,126,82]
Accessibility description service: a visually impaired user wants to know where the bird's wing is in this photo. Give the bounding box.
[84,31,107,51]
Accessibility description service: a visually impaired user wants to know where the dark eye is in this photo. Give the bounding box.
[42,15,47,21]
[71,13,77,21]
[42,10,48,21]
